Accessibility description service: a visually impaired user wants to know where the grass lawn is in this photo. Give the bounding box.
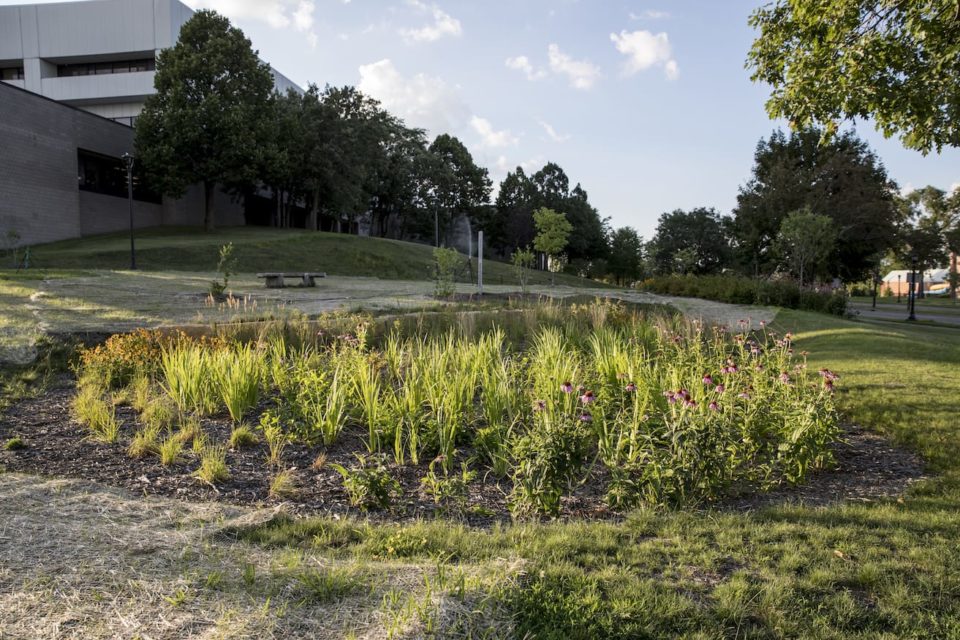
[29,227,606,289]
[227,310,960,638]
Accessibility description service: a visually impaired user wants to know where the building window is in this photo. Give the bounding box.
[77,149,161,204]
[57,58,156,78]
[0,66,25,81]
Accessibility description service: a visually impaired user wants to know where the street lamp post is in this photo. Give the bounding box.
[907,255,917,321]
[897,274,902,304]
[122,153,136,270]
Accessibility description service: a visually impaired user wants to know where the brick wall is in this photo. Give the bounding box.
[0,82,245,247]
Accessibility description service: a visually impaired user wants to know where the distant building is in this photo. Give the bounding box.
[882,268,951,296]
[0,0,300,246]
[0,0,299,126]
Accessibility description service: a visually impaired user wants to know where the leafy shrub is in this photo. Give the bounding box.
[4,437,25,451]
[209,242,236,298]
[421,459,476,511]
[77,329,168,388]
[331,454,402,511]
[260,410,290,466]
[509,416,592,517]
[640,274,848,316]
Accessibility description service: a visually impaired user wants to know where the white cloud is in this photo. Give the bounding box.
[610,29,679,80]
[400,1,462,43]
[470,116,519,149]
[505,55,547,81]
[539,120,571,143]
[547,44,601,90]
[629,9,670,20]
[185,0,318,46]
[357,59,469,134]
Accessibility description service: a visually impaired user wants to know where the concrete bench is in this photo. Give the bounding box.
[256,272,326,288]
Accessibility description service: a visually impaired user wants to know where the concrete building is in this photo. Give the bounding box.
[0,0,300,246]
[0,0,300,126]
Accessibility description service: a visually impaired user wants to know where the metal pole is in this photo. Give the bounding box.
[897,274,901,303]
[478,230,483,296]
[871,269,878,310]
[123,153,136,270]
[907,258,917,321]
[434,207,439,248]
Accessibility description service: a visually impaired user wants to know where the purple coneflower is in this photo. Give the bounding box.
[702,374,714,386]
[579,412,593,423]
[684,399,697,408]
[738,391,751,399]
[561,382,574,394]
[533,400,546,412]
[825,380,835,392]
[715,384,725,394]
[779,372,791,384]
[580,391,596,405]
[708,401,720,412]
[625,382,637,393]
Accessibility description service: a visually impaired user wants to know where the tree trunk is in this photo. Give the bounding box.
[308,187,319,231]
[203,181,216,232]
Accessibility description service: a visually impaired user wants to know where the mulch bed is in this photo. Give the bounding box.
[0,376,927,524]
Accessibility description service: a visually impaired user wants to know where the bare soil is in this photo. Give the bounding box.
[0,377,926,522]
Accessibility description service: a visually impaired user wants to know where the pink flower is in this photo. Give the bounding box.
[580,391,596,405]
[702,375,715,386]
[708,401,720,412]
[715,384,725,394]
[825,380,835,393]
[677,389,690,400]
[579,412,593,423]
[779,372,791,384]
[738,392,751,400]
[561,382,574,394]
[533,400,546,412]
[684,399,697,408]
[759,320,767,327]
[625,382,637,393]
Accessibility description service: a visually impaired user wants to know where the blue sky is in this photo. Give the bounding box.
[11,0,959,237]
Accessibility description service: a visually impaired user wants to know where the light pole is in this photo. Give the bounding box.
[122,153,136,270]
[897,274,902,304]
[907,255,917,321]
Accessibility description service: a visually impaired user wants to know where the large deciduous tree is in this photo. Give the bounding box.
[420,135,492,245]
[135,10,274,231]
[748,0,960,153]
[731,128,899,281]
[649,208,731,275]
[607,227,644,285]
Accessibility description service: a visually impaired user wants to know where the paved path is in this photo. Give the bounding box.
[849,301,960,326]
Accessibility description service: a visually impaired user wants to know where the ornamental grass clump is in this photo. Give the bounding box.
[161,343,216,416]
[71,382,120,443]
[212,345,264,423]
[195,445,230,484]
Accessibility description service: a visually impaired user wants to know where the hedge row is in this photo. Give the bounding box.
[639,275,848,317]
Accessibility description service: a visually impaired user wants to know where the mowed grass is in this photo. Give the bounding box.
[230,310,960,638]
[30,226,606,288]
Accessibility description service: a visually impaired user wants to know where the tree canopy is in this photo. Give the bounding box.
[748,0,960,153]
[135,10,275,230]
[649,208,731,275]
[731,127,899,281]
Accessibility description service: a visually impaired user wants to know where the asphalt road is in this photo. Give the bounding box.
[849,301,960,326]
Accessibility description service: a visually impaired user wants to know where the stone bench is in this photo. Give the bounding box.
[256,272,326,288]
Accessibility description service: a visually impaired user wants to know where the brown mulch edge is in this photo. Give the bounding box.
[0,376,927,525]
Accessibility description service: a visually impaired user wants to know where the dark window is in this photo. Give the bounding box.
[77,149,161,204]
[0,66,25,81]
[57,58,155,78]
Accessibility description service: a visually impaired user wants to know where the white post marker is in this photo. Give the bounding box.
[478,230,484,295]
